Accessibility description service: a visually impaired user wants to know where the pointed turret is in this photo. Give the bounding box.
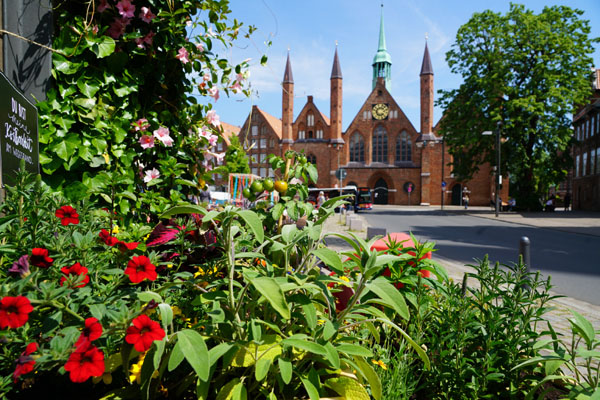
[420,42,434,76]
[419,40,434,137]
[372,4,392,90]
[330,45,343,145]
[331,46,342,79]
[283,52,294,83]
[282,51,294,150]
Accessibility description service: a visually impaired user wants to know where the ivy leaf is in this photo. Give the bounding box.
[51,134,80,161]
[89,35,115,58]
[77,80,100,98]
[53,54,81,75]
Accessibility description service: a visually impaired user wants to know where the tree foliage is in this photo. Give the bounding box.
[437,4,599,208]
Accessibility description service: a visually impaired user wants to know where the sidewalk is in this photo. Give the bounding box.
[321,209,600,339]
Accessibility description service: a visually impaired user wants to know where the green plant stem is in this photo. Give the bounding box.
[335,277,366,323]
[224,213,243,336]
[30,299,85,322]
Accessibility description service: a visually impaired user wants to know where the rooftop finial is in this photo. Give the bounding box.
[335,40,338,46]
[425,32,429,41]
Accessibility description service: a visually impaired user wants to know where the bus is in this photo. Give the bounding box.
[308,186,357,210]
[355,187,373,212]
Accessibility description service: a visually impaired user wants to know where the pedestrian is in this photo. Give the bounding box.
[317,191,326,208]
[545,195,555,212]
[508,197,516,211]
[564,192,571,211]
[462,193,469,209]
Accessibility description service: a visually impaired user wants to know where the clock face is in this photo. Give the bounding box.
[372,103,389,120]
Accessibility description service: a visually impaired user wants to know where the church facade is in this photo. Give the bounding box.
[234,9,503,206]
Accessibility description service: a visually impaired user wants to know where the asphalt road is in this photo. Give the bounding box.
[362,207,600,306]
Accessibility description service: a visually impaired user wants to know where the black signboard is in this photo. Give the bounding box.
[0,70,39,186]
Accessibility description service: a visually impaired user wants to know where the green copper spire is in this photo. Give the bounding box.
[372,4,392,90]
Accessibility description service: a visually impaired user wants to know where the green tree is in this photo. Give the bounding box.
[437,4,599,209]
[222,134,250,178]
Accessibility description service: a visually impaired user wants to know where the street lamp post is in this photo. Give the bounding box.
[482,122,502,218]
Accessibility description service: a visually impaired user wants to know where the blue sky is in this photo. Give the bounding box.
[210,0,600,131]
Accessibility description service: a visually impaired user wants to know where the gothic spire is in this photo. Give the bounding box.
[420,41,434,76]
[331,44,342,79]
[283,51,294,83]
[372,4,392,90]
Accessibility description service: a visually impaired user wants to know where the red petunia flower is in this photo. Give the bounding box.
[125,314,165,352]
[60,262,90,288]
[124,255,157,283]
[64,341,105,383]
[75,318,103,347]
[13,342,38,382]
[116,240,139,252]
[30,248,53,268]
[55,205,79,226]
[99,229,119,246]
[0,296,34,329]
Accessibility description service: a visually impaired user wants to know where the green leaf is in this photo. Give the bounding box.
[283,338,327,356]
[569,310,595,347]
[158,303,173,332]
[231,382,247,400]
[208,343,234,367]
[301,376,320,400]
[77,80,100,98]
[160,205,207,219]
[50,134,80,161]
[137,291,163,303]
[278,358,292,384]
[306,163,318,184]
[255,358,271,382]
[365,277,409,320]
[312,248,343,275]
[322,319,336,341]
[216,378,239,400]
[335,343,373,358]
[177,330,210,381]
[377,318,430,370]
[238,210,264,243]
[90,35,115,58]
[325,376,370,400]
[251,277,290,320]
[53,55,81,75]
[74,97,97,109]
[323,342,340,370]
[168,341,184,372]
[355,357,382,400]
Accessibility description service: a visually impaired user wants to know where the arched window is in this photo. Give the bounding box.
[307,113,314,126]
[372,126,388,163]
[396,130,412,162]
[307,154,316,164]
[349,132,364,162]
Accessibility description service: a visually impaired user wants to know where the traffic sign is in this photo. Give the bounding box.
[335,168,347,180]
[441,181,447,188]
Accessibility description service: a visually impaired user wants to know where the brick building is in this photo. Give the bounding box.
[572,68,600,210]
[232,8,503,206]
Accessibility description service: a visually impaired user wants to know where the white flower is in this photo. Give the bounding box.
[143,168,160,183]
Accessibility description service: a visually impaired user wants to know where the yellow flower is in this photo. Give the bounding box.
[171,305,182,316]
[143,234,150,241]
[167,263,173,269]
[141,302,156,315]
[102,153,110,164]
[339,276,350,283]
[317,319,326,325]
[111,225,119,235]
[129,353,146,384]
[371,359,387,370]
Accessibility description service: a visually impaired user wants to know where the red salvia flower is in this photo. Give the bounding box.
[75,317,103,347]
[30,248,53,268]
[64,341,105,383]
[60,262,90,288]
[55,205,79,226]
[0,296,33,329]
[99,229,119,246]
[124,255,157,283]
[125,314,165,352]
[13,342,38,382]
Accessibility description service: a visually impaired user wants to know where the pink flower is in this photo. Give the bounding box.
[203,74,210,82]
[143,168,160,183]
[236,73,245,83]
[134,31,155,49]
[208,87,219,101]
[116,0,135,18]
[107,17,130,39]
[153,126,174,147]
[139,135,155,149]
[97,0,110,13]
[206,151,225,164]
[196,43,204,52]
[92,25,99,35]
[230,81,243,94]
[199,128,218,147]
[206,26,216,38]
[139,6,156,23]
[206,110,220,127]
[176,47,190,64]
[132,118,150,132]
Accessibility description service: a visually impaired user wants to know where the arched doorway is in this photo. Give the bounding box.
[451,184,462,205]
[373,178,388,205]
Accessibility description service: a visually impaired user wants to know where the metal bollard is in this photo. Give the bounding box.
[519,236,531,290]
